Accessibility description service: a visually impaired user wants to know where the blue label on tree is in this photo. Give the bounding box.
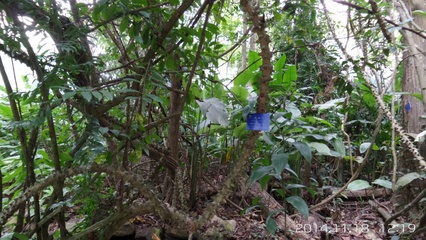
[247,113,270,131]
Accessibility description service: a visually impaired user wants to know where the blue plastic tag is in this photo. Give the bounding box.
[247,113,270,131]
[405,102,411,112]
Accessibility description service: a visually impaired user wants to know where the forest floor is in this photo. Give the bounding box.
[55,163,423,240]
[124,195,421,240]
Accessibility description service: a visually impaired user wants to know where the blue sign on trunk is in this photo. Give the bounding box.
[247,113,270,131]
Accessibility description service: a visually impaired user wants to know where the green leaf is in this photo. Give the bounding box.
[347,179,371,191]
[0,233,28,240]
[234,69,254,86]
[286,196,309,220]
[271,153,288,176]
[248,51,262,71]
[207,23,219,34]
[407,93,423,101]
[62,91,76,101]
[372,179,393,189]
[233,123,247,138]
[285,102,301,118]
[396,172,421,190]
[333,138,346,157]
[265,215,278,234]
[80,91,92,102]
[12,233,29,240]
[0,233,14,240]
[230,85,249,102]
[147,94,163,103]
[0,104,13,119]
[249,166,273,185]
[286,65,297,80]
[274,54,287,84]
[59,152,73,163]
[307,142,332,155]
[292,142,312,163]
[101,90,114,100]
[262,132,274,145]
[92,91,103,101]
[119,16,130,33]
[413,10,426,17]
[213,83,225,100]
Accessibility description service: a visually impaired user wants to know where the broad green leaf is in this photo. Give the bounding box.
[285,102,301,118]
[92,91,103,101]
[262,132,274,145]
[283,65,297,89]
[274,54,287,83]
[275,54,287,71]
[307,142,331,155]
[233,123,247,138]
[80,91,92,102]
[99,127,109,134]
[271,153,288,176]
[248,51,262,71]
[347,179,371,191]
[181,26,199,37]
[207,23,219,34]
[169,0,180,5]
[12,233,28,240]
[234,69,254,86]
[396,172,421,189]
[372,179,393,189]
[273,11,282,21]
[265,215,278,234]
[147,94,163,103]
[119,16,130,33]
[292,142,312,163]
[271,188,285,198]
[286,196,309,220]
[230,85,249,102]
[333,138,346,157]
[100,90,114,100]
[259,174,271,190]
[249,166,273,185]
[213,83,225,99]
[0,104,12,119]
[59,152,73,163]
[287,65,297,80]
[62,92,76,101]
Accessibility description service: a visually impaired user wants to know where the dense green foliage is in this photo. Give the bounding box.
[0,0,424,239]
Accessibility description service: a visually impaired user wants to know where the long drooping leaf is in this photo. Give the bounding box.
[286,196,309,220]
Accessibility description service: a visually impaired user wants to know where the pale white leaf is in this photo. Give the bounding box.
[196,98,229,127]
[348,180,371,191]
[314,98,345,111]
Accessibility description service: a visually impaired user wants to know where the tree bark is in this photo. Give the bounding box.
[394,0,426,215]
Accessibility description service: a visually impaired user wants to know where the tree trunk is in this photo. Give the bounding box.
[164,59,182,203]
[394,0,426,215]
